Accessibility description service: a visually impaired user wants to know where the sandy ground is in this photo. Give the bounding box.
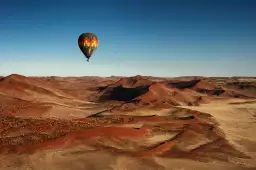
[182,98,256,168]
[0,149,254,170]
[1,99,255,170]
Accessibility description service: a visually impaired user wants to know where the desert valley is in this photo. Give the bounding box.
[0,74,255,170]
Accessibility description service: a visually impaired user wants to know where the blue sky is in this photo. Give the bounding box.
[0,0,255,77]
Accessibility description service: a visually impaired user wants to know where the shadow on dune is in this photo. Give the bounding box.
[168,79,201,89]
[99,85,149,102]
[168,79,225,96]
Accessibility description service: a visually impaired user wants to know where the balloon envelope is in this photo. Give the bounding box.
[78,33,99,61]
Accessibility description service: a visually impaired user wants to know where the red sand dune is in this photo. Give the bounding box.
[107,75,153,88]
[134,141,177,157]
[0,126,149,154]
[167,79,226,95]
[0,94,51,116]
[0,74,72,100]
[0,74,254,167]
[225,81,256,98]
[100,80,208,107]
[99,76,255,109]
[136,82,201,106]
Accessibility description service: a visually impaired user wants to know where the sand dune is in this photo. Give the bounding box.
[0,74,72,99]
[0,74,255,170]
[99,76,255,112]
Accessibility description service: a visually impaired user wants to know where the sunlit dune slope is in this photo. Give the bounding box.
[0,74,74,101]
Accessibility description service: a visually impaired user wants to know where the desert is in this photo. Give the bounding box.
[0,74,255,170]
[1,0,256,169]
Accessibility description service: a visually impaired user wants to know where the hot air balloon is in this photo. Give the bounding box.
[78,32,99,62]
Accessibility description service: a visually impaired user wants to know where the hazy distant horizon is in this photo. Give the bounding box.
[0,58,255,77]
[0,0,255,77]
[1,72,256,78]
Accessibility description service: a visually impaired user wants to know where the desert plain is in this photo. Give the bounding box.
[0,74,255,170]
